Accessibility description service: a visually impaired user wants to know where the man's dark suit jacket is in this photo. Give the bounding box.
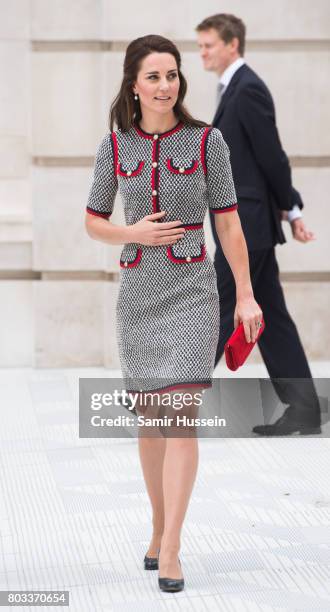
[211,63,303,251]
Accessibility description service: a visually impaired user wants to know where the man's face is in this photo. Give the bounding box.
[197,28,235,76]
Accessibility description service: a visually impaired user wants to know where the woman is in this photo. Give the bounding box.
[85,34,262,593]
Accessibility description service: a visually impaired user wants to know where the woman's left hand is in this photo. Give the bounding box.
[234,296,263,343]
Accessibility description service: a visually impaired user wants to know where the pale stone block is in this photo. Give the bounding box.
[0,222,32,244]
[103,281,121,369]
[34,281,104,366]
[102,52,125,129]
[0,0,29,39]
[181,52,216,125]
[277,168,330,272]
[0,42,30,136]
[32,52,104,156]
[0,243,32,270]
[103,0,330,41]
[0,180,31,219]
[0,281,34,366]
[31,0,102,40]
[282,281,330,360]
[246,51,330,156]
[0,177,31,266]
[32,166,103,270]
[0,137,29,179]
[182,50,330,156]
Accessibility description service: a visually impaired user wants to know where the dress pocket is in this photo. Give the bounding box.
[120,245,142,268]
[166,158,199,175]
[166,225,206,264]
[117,161,145,177]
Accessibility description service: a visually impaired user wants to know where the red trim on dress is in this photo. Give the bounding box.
[151,139,158,213]
[166,159,199,175]
[200,127,211,175]
[120,248,142,268]
[211,204,238,214]
[111,132,118,176]
[117,161,145,177]
[167,244,206,264]
[134,122,184,140]
[183,223,203,231]
[86,207,111,219]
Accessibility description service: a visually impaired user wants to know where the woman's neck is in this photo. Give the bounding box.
[138,110,178,134]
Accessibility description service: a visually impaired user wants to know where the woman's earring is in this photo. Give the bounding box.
[134,94,139,100]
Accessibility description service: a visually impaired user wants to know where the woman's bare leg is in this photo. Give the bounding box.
[158,388,200,579]
[137,397,166,557]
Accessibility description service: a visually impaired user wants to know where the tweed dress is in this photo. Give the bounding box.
[86,121,237,392]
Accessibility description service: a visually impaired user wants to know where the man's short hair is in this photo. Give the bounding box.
[196,13,246,56]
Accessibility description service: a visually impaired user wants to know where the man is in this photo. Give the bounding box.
[196,13,321,435]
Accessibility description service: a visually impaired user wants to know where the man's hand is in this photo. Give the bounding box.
[291,218,315,243]
[280,210,316,242]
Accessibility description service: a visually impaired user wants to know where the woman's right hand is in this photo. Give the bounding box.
[128,211,186,246]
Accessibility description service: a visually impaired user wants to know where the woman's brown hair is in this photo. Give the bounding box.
[109,34,208,132]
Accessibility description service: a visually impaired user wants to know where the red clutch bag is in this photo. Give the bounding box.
[225,318,265,371]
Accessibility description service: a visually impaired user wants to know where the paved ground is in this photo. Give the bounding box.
[0,365,329,611]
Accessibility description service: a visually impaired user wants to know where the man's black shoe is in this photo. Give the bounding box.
[253,407,321,436]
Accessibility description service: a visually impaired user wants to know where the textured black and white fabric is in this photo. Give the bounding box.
[86,122,237,392]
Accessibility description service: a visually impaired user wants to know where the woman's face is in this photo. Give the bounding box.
[133,52,180,116]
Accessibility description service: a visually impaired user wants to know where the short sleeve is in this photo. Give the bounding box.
[205,128,237,214]
[86,132,118,219]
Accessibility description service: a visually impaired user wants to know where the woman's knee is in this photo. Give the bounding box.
[158,388,200,438]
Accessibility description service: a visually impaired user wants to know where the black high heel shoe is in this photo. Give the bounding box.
[158,557,184,592]
[144,548,160,570]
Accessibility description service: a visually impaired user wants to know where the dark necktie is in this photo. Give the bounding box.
[216,82,225,109]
